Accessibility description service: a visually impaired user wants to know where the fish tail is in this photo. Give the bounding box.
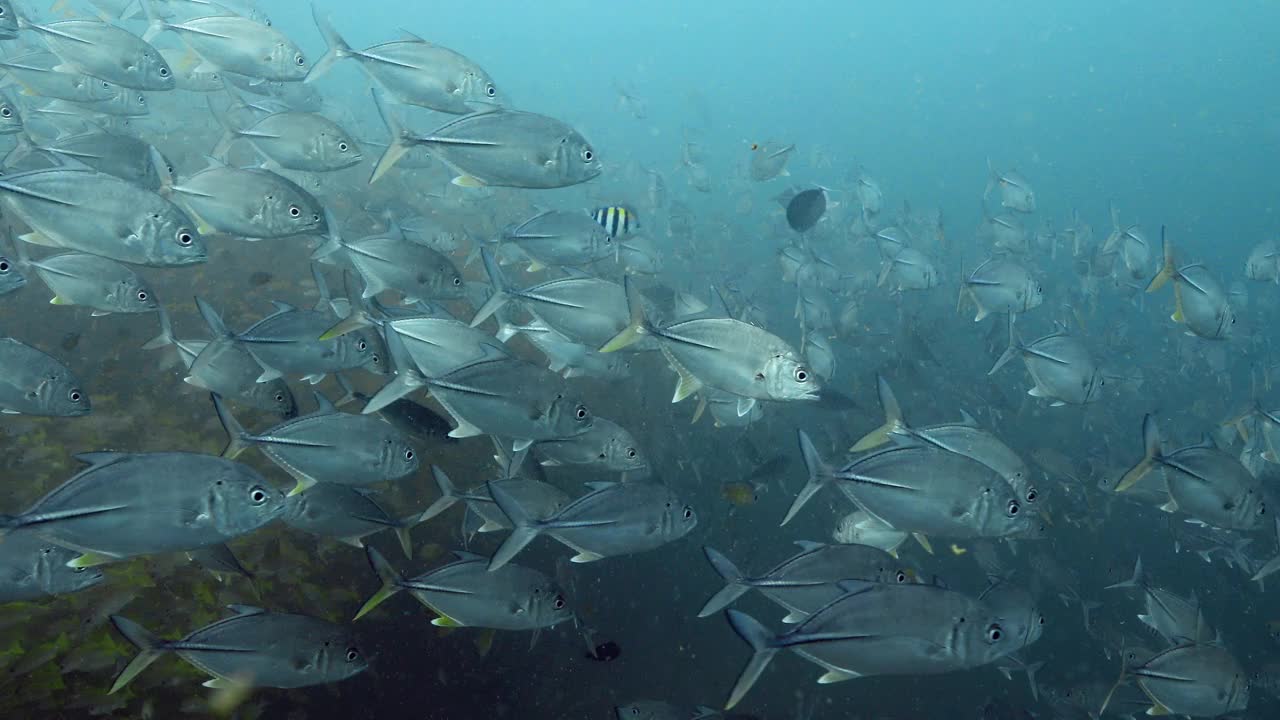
[724,609,779,710]
[850,374,905,452]
[193,296,230,338]
[309,209,346,264]
[1145,225,1175,293]
[781,430,832,526]
[140,303,174,350]
[416,466,462,524]
[307,4,352,83]
[369,90,410,184]
[210,393,252,459]
[318,309,373,341]
[986,313,1020,376]
[1097,646,1130,718]
[470,247,512,328]
[599,275,652,353]
[354,546,405,620]
[361,328,427,415]
[1115,414,1161,493]
[108,615,169,694]
[486,479,542,571]
[1105,555,1145,590]
[697,547,750,617]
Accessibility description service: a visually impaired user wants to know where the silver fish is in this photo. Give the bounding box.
[602,277,818,413]
[877,247,939,291]
[229,110,362,172]
[487,480,696,569]
[473,249,630,349]
[418,465,570,535]
[310,7,498,114]
[147,14,308,82]
[0,532,105,603]
[0,337,89,415]
[371,91,600,187]
[0,166,204,267]
[283,483,415,555]
[109,606,367,692]
[1245,240,1280,283]
[989,315,1104,407]
[6,130,169,190]
[1106,557,1215,644]
[961,258,1043,321]
[162,160,325,240]
[232,297,384,383]
[985,161,1036,213]
[354,546,572,631]
[533,416,647,473]
[1147,228,1235,340]
[215,392,417,496]
[21,17,173,91]
[1117,415,1265,531]
[0,254,26,295]
[500,209,615,269]
[724,582,1013,709]
[1121,643,1248,717]
[748,142,794,182]
[853,375,1037,507]
[312,224,464,304]
[143,302,297,416]
[0,451,282,565]
[0,51,116,103]
[786,431,1033,540]
[698,542,918,622]
[21,250,156,315]
[831,510,909,556]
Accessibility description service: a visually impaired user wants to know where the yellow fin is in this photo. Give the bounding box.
[850,423,893,452]
[1115,459,1153,493]
[691,394,707,424]
[287,477,317,497]
[913,533,934,554]
[473,628,496,657]
[68,552,115,568]
[49,296,69,305]
[451,175,485,188]
[353,587,396,621]
[949,544,967,556]
[671,362,703,403]
[1146,701,1171,716]
[431,615,463,628]
[526,260,545,272]
[1170,282,1185,323]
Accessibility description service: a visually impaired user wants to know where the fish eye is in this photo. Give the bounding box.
[581,148,594,162]
[485,83,496,97]
[682,506,694,520]
[136,94,146,105]
[101,81,111,89]
[1006,500,1020,517]
[404,448,414,461]
[249,487,269,505]
[338,142,349,152]
[345,648,360,662]
[0,106,10,118]
[313,214,321,222]
[137,290,148,301]
[357,340,368,351]
[553,595,565,610]
[1025,488,1038,503]
[158,67,169,77]
[0,260,8,272]
[895,570,908,584]
[275,392,285,402]
[452,277,462,286]
[794,367,809,382]
[626,448,637,459]
[177,231,194,246]
[68,389,82,402]
[289,205,301,217]
[1038,615,1046,625]
[986,624,1003,642]
[575,405,588,420]
[295,54,306,66]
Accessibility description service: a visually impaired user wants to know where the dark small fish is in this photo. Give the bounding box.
[783,187,827,232]
[587,640,621,662]
[354,391,456,443]
[248,271,274,287]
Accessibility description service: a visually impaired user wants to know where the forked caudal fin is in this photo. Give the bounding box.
[1114,414,1161,493]
[598,275,653,353]
[697,546,749,617]
[780,430,832,526]
[723,609,779,710]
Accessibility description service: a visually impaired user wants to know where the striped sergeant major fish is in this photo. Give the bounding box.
[591,206,640,238]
